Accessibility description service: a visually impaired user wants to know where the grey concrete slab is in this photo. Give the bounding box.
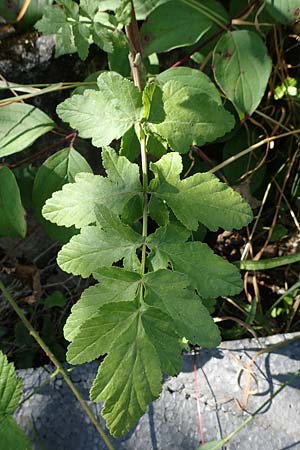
[15,333,300,450]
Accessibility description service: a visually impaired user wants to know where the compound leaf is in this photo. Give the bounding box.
[147,236,243,298]
[87,304,168,436]
[150,153,253,231]
[0,167,26,238]
[144,270,221,347]
[0,416,32,450]
[68,300,181,436]
[147,222,190,269]
[42,147,142,228]
[35,5,68,34]
[149,80,235,152]
[57,72,144,147]
[0,351,22,416]
[91,22,114,53]
[73,23,90,60]
[56,0,79,19]
[0,103,54,158]
[213,30,272,115]
[57,205,143,277]
[64,267,141,341]
[0,352,31,449]
[67,267,220,435]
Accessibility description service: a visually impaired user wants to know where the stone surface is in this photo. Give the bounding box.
[15,333,300,450]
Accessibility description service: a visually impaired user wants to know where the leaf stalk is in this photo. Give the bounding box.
[126,1,149,277]
[140,130,148,275]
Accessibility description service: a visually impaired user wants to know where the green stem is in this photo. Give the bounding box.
[140,130,149,276]
[0,279,115,450]
[238,252,300,271]
[126,0,149,277]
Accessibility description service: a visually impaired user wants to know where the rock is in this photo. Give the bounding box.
[15,332,300,450]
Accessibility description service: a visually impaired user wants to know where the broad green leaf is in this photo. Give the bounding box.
[57,206,143,277]
[99,0,169,19]
[265,0,300,24]
[213,30,272,115]
[33,147,92,242]
[144,270,221,347]
[0,167,27,238]
[150,153,253,231]
[0,103,54,158]
[0,351,22,416]
[42,147,142,228]
[0,0,52,29]
[157,67,222,105]
[101,0,170,20]
[147,238,243,298]
[150,80,235,152]
[0,416,32,450]
[140,0,211,56]
[134,0,168,19]
[64,267,141,341]
[57,72,143,147]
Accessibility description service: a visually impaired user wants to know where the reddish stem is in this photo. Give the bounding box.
[9,132,76,169]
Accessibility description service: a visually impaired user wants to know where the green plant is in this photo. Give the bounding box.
[37,0,256,437]
[0,350,32,450]
[1,0,300,445]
